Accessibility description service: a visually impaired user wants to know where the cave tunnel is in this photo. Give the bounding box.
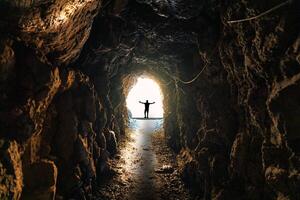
[0,0,300,200]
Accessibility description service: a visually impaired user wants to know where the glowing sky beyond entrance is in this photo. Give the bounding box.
[126,77,164,118]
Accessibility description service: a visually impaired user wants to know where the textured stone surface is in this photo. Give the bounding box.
[22,159,57,200]
[0,0,101,66]
[18,0,101,66]
[0,0,107,198]
[0,140,23,200]
[0,0,299,199]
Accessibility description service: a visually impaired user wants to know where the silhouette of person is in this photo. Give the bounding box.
[139,100,155,118]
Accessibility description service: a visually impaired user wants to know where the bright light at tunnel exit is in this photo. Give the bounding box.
[126,77,164,118]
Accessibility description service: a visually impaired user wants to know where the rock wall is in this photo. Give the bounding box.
[219,1,300,199]
[0,0,120,199]
[0,0,300,199]
[172,1,300,199]
[0,41,120,198]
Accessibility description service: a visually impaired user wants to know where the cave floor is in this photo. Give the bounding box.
[96,120,190,200]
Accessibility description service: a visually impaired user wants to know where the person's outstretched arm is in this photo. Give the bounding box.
[139,101,144,104]
[150,102,155,104]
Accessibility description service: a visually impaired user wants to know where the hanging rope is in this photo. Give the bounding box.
[162,39,220,85]
[227,0,293,24]
[161,79,173,86]
[175,61,209,84]
[165,0,292,85]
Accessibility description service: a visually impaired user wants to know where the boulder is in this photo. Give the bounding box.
[96,132,107,150]
[104,130,118,155]
[22,160,57,200]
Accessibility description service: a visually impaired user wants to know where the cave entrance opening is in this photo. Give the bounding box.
[126,76,164,129]
[126,76,164,119]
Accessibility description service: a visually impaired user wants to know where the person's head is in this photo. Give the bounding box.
[146,100,148,103]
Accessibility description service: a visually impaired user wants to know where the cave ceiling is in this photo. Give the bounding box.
[75,0,221,78]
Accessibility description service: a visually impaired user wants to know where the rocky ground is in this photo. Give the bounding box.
[95,120,190,200]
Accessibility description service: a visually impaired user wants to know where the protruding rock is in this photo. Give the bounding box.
[22,160,58,200]
[104,130,118,155]
[0,140,23,200]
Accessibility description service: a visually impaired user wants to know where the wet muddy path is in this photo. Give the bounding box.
[96,120,190,200]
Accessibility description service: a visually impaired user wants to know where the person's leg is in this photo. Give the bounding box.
[144,109,146,118]
[146,109,149,118]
